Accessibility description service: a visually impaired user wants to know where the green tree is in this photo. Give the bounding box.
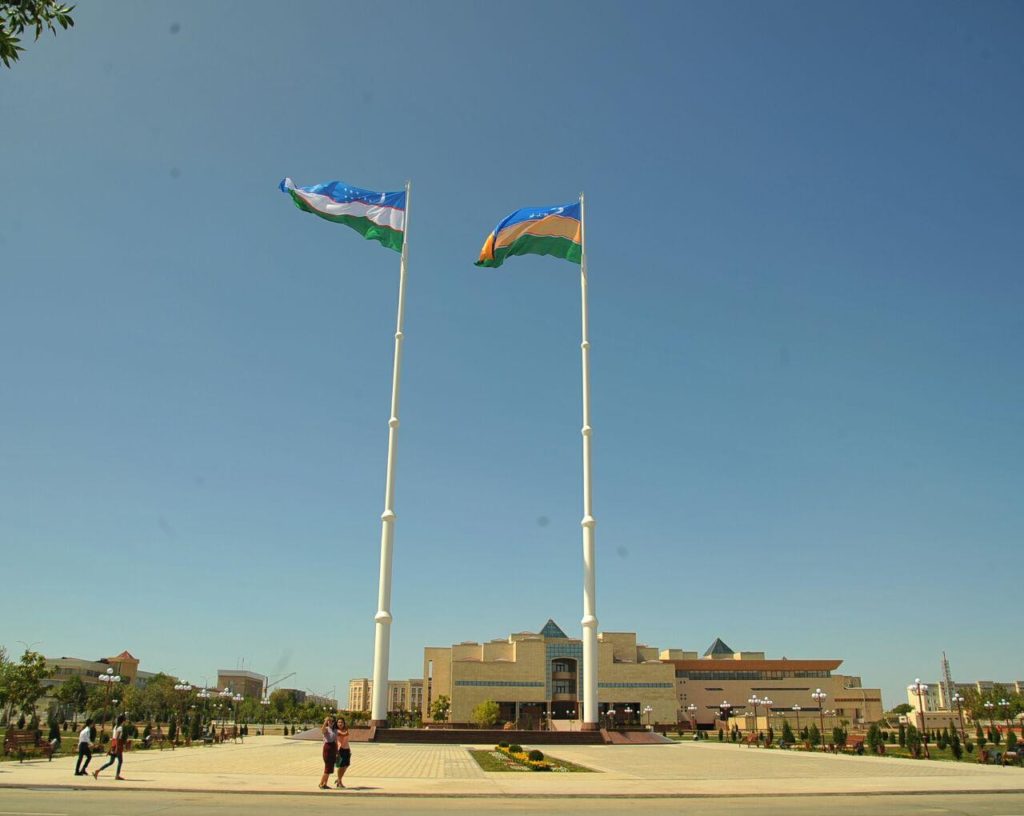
[1007,731,1018,752]
[471,700,500,728]
[808,723,821,749]
[53,674,89,720]
[429,694,451,723]
[866,723,883,754]
[950,729,963,760]
[905,724,922,758]
[898,723,906,747]
[781,719,795,745]
[889,703,913,716]
[5,649,54,718]
[0,1,75,67]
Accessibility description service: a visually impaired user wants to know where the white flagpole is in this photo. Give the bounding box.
[578,192,600,730]
[370,180,411,727]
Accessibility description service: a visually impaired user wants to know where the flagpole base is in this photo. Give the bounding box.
[581,722,600,732]
[370,720,388,728]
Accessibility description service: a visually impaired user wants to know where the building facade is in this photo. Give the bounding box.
[664,638,883,732]
[216,670,267,699]
[908,680,1024,713]
[422,620,678,727]
[348,678,423,714]
[421,626,883,731]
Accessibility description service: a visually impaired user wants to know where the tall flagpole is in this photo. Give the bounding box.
[370,180,411,727]
[578,192,600,730]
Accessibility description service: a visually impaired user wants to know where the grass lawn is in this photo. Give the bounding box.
[469,749,595,773]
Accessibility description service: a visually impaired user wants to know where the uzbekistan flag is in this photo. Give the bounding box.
[475,202,582,268]
[279,178,406,253]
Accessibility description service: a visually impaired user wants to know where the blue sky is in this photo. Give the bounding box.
[2,0,1022,708]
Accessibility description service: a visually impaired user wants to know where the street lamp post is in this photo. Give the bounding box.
[97,667,121,738]
[606,708,616,730]
[983,700,995,742]
[951,693,967,744]
[197,688,211,736]
[643,705,653,729]
[624,706,633,727]
[718,701,732,736]
[174,683,192,744]
[232,693,243,740]
[762,698,774,740]
[792,704,802,736]
[747,696,760,734]
[686,703,698,732]
[908,679,928,734]
[999,698,1011,740]
[260,698,269,736]
[811,688,827,752]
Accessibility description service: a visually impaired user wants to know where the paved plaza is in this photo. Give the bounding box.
[1,737,1023,798]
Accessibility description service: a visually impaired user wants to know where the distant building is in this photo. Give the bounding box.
[423,620,678,727]
[907,679,1023,714]
[421,624,883,731]
[44,650,161,693]
[216,669,267,699]
[347,678,423,714]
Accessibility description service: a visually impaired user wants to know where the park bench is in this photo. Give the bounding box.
[3,729,56,762]
[1002,751,1020,767]
[741,734,759,748]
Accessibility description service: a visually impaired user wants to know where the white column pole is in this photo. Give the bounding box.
[370,180,411,727]
[578,192,600,730]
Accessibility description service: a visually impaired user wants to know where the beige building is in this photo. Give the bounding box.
[348,678,423,714]
[421,626,882,731]
[423,620,677,727]
[216,669,267,699]
[665,638,883,732]
[908,679,1024,713]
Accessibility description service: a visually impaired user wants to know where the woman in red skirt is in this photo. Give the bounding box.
[319,716,338,790]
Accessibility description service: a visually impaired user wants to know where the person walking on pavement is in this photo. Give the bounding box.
[335,716,352,788]
[93,714,126,780]
[74,719,95,776]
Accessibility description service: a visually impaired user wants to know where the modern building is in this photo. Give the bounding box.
[664,638,884,731]
[44,650,160,693]
[216,669,267,699]
[421,625,883,731]
[422,620,678,727]
[908,680,1024,713]
[348,678,423,714]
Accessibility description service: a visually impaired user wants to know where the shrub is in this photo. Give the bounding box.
[898,723,906,747]
[1007,731,1018,752]
[781,720,795,744]
[509,744,522,754]
[718,728,723,741]
[950,731,962,760]
[498,741,509,748]
[528,749,544,761]
[966,741,974,754]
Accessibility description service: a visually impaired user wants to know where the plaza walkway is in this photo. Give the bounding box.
[1,737,1022,797]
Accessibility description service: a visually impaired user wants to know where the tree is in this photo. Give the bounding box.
[471,700,500,728]
[866,723,883,755]
[950,729,963,760]
[429,695,451,723]
[808,723,821,749]
[905,724,922,758]
[5,650,54,718]
[889,703,913,716]
[0,1,75,67]
[898,723,906,747]
[53,675,89,720]
[781,719,795,745]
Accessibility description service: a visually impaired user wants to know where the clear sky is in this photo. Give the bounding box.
[2,0,1022,708]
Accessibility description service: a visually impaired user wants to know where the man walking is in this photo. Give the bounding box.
[74,719,94,776]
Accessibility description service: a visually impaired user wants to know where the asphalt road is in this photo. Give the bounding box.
[2,790,1024,815]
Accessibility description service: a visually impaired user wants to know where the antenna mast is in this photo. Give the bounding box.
[941,651,955,710]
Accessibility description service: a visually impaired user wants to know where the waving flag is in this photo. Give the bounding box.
[279,178,406,252]
[475,201,582,268]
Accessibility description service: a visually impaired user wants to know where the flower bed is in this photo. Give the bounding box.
[496,743,552,771]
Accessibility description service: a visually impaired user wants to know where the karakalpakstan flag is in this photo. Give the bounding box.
[475,201,581,268]
[279,178,406,253]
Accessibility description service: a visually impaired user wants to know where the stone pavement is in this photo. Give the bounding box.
[1,737,1022,797]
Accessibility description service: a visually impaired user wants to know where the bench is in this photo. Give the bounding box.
[741,734,759,748]
[3,729,56,762]
[1002,751,1020,767]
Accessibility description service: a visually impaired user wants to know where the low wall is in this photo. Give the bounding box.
[371,727,607,745]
